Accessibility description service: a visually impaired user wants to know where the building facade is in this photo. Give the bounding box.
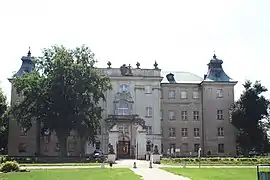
[161,54,237,156]
[8,51,237,158]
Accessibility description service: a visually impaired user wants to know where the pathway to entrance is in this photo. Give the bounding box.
[115,159,190,180]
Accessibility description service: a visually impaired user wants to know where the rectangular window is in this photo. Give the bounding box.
[168,90,176,99]
[193,88,199,99]
[20,127,27,136]
[194,143,200,152]
[217,110,224,120]
[194,128,200,137]
[169,128,176,137]
[160,110,163,120]
[193,111,199,121]
[145,86,152,94]
[218,144,225,153]
[18,143,27,153]
[180,90,188,99]
[218,127,224,136]
[145,107,152,117]
[216,89,223,98]
[146,126,152,134]
[182,128,188,137]
[118,102,129,115]
[168,111,176,120]
[68,142,75,150]
[182,143,188,153]
[181,111,188,121]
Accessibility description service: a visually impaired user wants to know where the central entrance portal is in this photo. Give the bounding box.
[117,140,131,159]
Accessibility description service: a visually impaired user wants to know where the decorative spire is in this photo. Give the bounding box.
[204,54,232,82]
[27,46,31,57]
[154,60,159,69]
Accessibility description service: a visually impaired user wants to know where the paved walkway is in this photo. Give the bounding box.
[131,168,190,180]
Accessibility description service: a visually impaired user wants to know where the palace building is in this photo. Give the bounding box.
[8,50,237,158]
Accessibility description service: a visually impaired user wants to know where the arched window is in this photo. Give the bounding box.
[120,84,128,92]
[118,101,129,115]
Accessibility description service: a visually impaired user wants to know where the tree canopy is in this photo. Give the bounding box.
[10,45,111,156]
[231,80,270,155]
[0,88,8,154]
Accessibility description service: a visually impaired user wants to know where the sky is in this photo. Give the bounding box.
[0,0,270,103]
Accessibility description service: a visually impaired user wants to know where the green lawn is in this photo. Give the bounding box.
[0,168,141,180]
[20,162,101,166]
[162,168,257,180]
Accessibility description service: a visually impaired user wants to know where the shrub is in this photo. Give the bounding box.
[1,161,20,173]
[161,157,270,165]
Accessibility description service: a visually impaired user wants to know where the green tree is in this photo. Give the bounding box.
[10,45,111,156]
[231,80,270,156]
[0,88,8,154]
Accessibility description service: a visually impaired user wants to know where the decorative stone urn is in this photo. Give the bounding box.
[107,143,116,163]
[152,145,161,164]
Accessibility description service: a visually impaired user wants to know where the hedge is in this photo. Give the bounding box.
[161,157,270,165]
[0,156,103,164]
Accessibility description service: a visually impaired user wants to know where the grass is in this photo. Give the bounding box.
[19,162,101,166]
[162,168,258,180]
[0,168,141,180]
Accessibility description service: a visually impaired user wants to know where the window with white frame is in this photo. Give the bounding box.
[169,128,176,137]
[168,111,176,120]
[145,107,152,117]
[120,84,128,92]
[193,111,199,121]
[168,90,176,99]
[146,126,152,134]
[182,128,188,137]
[118,101,129,115]
[145,86,152,94]
[118,125,128,133]
[193,88,199,99]
[181,111,188,121]
[217,110,224,120]
[194,128,200,137]
[218,127,224,136]
[180,90,188,99]
[20,127,27,136]
[216,89,223,98]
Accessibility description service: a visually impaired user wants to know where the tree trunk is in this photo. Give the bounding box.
[57,133,68,157]
[35,119,41,156]
[80,137,86,156]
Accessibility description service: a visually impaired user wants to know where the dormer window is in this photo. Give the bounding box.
[120,84,128,92]
[166,73,176,83]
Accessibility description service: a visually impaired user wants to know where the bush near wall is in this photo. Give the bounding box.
[0,156,103,164]
[161,157,270,165]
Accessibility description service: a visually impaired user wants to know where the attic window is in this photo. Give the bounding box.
[166,73,175,83]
